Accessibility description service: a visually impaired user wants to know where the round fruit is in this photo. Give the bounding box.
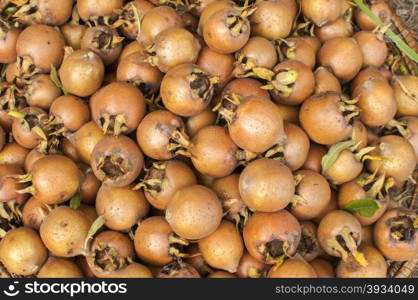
[243,210,301,264]
[0,227,47,276]
[165,185,223,240]
[239,158,294,212]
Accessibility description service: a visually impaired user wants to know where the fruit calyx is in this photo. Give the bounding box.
[168,233,190,259]
[133,162,168,197]
[327,226,368,266]
[257,239,289,268]
[388,214,417,242]
[186,68,218,101]
[99,113,128,136]
[92,29,124,51]
[96,154,130,181]
[262,69,298,98]
[297,226,318,258]
[93,242,133,272]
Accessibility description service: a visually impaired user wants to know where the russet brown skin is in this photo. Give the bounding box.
[239,158,295,213]
[50,96,90,132]
[77,0,124,21]
[393,75,418,117]
[236,36,278,70]
[59,50,105,97]
[318,37,363,83]
[354,31,388,68]
[236,251,265,278]
[24,74,61,110]
[78,164,101,204]
[40,206,91,257]
[198,0,234,34]
[119,41,146,61]
[202,8,250,54]
[291,170,331,220]
[222,78,270,100]
[116,52,162,96]
[80,26,123,66]
[302,143,327,173]
[0,142,30,167]
[119,0,155,39]
[279,37,315,69]
[160,64,214,117]
[212,173,247,223]
[250,0,297,40]
[399,116,418,160]
[61,23,87,50]
[228,96,285,153]
[22,196,50,230]
[139,6,184,46]
[282,122,310,171]
[310,258,335,278]
[312,191,338,224]
[268,257,317,278]
[0,227,48,276]
[185,243,212,276]
[60,137,82,163]
[11,107,48,149]
[16,24,65,73]
[0,164,27,203]
[107,263,153,278]
[300,92,353,145]
[367,135,416,186]
[355,1,392,31]
[275,103,299,125]
[314,67,342,94]
[315,17,353,42]
[143,160,197,210]
[30,154,80,205]
[96,184,149,231]
[86,231,135,278]
[151,27,201,73]
[134,216,177,266]
[90,82,146,135]
[373,209,418,261]
[186,107,217,137]
[197,47,234,88]
[207,271,237,278]
[323,149,363,185]
[352,79,396,127]
[0,28,21,63]
[270,60,315,105]
[336,244,387,278]
[243,210,301,264]
[91,135,144,187]
[198,220,244,273]
[157,261,200,278]
[165,185,223,240]
[69,121,105,164]
[190,125,238,178]
[38,258,84,278]
[317,210,362,258]
[301,0,343,26]
[351,66,387,93]
[136,110,187,161]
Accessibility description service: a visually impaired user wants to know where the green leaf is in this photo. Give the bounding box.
[69,193,81,209]
[321,140,355,173]
[354,0,418,63]
[342,199,379,217]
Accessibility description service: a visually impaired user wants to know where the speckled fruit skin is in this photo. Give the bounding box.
[165,185,223,240]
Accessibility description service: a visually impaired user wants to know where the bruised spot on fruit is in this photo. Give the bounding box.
[388,215,417,242]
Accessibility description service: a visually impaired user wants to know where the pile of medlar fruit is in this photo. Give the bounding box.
[0,0,417,279]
